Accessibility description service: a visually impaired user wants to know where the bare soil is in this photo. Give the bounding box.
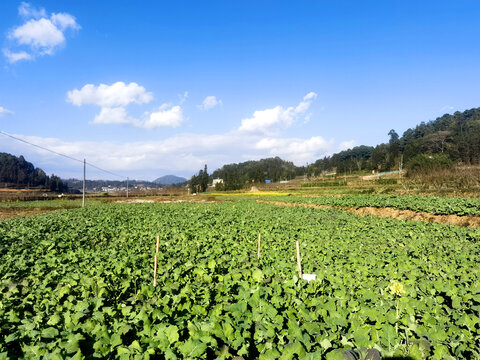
[257,200,480,228]
[0,208,58,221]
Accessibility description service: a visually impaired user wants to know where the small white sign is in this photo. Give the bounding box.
[302,273,316,282]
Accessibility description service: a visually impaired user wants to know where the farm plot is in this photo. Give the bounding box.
[1,201,479,359]
[263,194,480,216]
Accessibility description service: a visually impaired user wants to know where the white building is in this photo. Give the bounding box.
[212,178,224,185]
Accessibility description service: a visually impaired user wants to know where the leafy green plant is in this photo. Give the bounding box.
[1,201,479,358]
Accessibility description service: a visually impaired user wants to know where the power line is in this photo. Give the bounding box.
[0,130,128,180]
[1,131,84,164]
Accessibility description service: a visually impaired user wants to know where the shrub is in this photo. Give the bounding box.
[406,154,453,175]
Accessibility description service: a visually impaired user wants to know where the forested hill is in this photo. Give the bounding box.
[205,107,480,188]
[401,107,480,163]
[310,107,480,175]
[211,157,301,190]
[0,153,68,192]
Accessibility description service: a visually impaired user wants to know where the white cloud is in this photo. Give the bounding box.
[198,95,222,110]
[255,136,333,164]
[3,49,33,62]
[338,140,356,151]
[67,82,185,129]
[0,106,14,117]
[239,92,317,135]
[295,92,317,113]
[11,18,65,55]
[1,129,338,179]
[32,89,332,175]
[51,13,80,31]
[67,82,153,108]
[1,133,238,178]
[92,107,132,124]
[4,3,79,63]
[18,2,46,19]
[239,106,295,135]
[66,82,189,129]
[1,127,337,179]
[143,105,184,128]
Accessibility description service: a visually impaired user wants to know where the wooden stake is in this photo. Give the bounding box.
[296,240,302,278]
[257,233,261,259]
[153,235,160,287]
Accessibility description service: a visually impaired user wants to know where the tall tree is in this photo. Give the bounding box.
[189,164,209,193]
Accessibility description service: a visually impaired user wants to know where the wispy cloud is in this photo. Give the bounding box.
[178,91,189,104]
[18,2,46,19]
[3,2,80,63]
[198,95,222,110]
[338,140,356,151]
[0,106,14,117]
[440,106,454,113]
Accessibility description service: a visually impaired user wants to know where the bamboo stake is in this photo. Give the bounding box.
[153,235,160,287]
[296,240,302,278]
[257,233,261,259]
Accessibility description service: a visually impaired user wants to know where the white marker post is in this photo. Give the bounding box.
[257,233,261,259]
[296,240,302,278]
[153,235,160,287]
[296,240,316,282]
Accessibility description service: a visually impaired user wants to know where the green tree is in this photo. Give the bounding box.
[189,164,209,193]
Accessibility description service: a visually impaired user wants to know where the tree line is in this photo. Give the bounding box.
[310,107,480,175]
[0,152,69,192]
[190,107,480,190]
[190,157,301,191]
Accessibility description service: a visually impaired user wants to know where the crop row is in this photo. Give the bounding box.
[262,194,480,216]
[1,202,479,359]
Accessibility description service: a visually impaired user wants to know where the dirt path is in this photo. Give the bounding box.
[257,200,480,228]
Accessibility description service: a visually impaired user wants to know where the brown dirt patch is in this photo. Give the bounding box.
[0,208,58,221]
[257,200,480,228]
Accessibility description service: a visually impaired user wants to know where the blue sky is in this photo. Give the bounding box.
[1,1,480,180]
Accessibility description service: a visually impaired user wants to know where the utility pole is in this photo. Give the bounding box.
[82,159,86,208]
[126,177,129,198]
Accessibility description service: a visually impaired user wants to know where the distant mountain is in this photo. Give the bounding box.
[153,175,187,185]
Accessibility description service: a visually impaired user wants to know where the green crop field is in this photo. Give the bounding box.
[1,200,479,359]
